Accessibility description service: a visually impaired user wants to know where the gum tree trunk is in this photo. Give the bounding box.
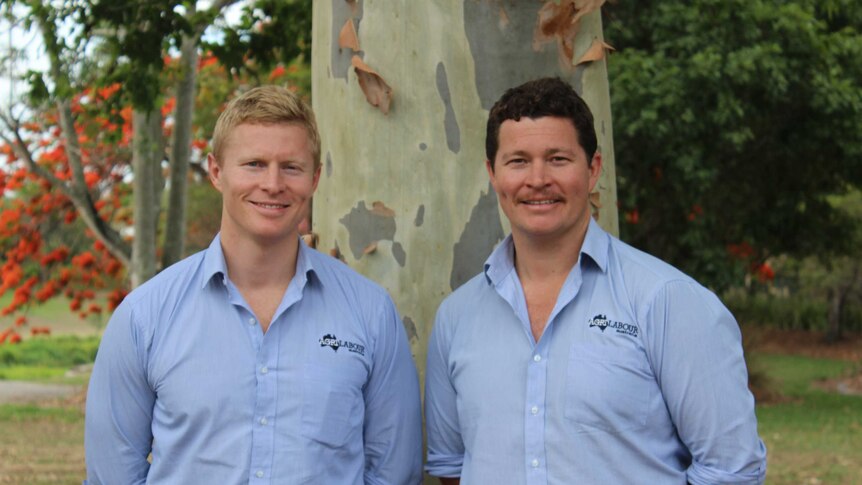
[312,0,618,400]
[131,108,164,288]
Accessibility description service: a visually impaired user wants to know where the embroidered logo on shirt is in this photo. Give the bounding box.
[319,334,366,356]
[588,314,639,338]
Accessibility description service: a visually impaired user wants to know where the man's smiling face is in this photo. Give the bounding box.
[208,122,320,247]
[487,116,601,246]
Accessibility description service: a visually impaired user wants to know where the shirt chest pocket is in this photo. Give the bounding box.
[301,363,366,448]
[564,343,654,434]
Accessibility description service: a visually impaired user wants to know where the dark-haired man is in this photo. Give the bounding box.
[424,78,766,484]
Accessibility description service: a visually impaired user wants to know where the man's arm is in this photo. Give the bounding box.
[645,281,767,485]
[424,304,466,482]
[362,296,423,484]
[84,302,155,485]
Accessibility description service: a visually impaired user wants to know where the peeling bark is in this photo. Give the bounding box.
[534,0,607,67]
[339,19,360,51]
[576,39,614,65]
[351,56,393,114]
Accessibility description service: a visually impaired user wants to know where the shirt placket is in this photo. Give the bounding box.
[524,343,549,485]
[246,311,278,483]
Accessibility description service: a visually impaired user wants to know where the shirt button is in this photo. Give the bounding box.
[260,366,269,374]
[255,470,264,478]
[531,406,539,415]
[533,355,541,362]
[531,459,539,468]
[248,318,256,325]
[259,417,268,425]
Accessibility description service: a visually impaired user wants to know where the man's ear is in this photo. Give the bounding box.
[311,165,322,192]
[588,151,603,193]
[486,159,498,192]
[207,153,223,192]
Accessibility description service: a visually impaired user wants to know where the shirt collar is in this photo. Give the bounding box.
[200,234,319,289]
[483,217,610,286]
[581,217,609,273]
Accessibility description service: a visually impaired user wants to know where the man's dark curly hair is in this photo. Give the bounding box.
[485,77,597,171]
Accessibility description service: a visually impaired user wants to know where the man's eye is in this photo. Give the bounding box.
[507,158,526,165]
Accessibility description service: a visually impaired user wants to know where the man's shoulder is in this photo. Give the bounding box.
[122,250,208,308]
[305,248,391,301]
[608,236,693,284]
[436,272,495,324]
[606,236,718,306]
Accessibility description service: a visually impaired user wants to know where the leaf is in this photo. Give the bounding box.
[338,19,360,51]
[575,39,614,65]
[351,56,393,114]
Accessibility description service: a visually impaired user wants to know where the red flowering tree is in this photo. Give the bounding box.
[0,0,311,343]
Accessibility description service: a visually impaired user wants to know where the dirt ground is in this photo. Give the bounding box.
[0,392,86,485]
[750,327,862,395]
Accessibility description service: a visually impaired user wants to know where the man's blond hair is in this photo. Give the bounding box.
[211,85,321,168]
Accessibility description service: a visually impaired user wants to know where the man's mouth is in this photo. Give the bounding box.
[251,201,289,209]
[521,199,559,205]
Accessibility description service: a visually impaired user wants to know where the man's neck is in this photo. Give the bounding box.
[511,222,590,343]
[219,231,300,291]
[511,223,589,285]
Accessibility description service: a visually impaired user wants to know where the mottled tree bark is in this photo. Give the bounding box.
[162,33,199,269]
[312,2,618,407]
[131,109,164,288]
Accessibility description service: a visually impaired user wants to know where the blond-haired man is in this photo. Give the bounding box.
[85,86,423,484]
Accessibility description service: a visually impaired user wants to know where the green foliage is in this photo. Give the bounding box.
[83,0,191,110]
[726,293,826,330]
[726,292,862,332]
[0,335,99,368]
[0,365,66,380]
[184,180,222,254]
[0,403,82,423]
[605,0,862,290]
[203,0,312,77]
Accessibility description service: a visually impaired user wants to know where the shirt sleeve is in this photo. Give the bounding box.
[643,280,767,485]
[424,302,465,479]
[362,295,423,485]
[84,300,154,485]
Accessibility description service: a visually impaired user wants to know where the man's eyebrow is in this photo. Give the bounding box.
[543,147,576,157]
[499,149,529,159]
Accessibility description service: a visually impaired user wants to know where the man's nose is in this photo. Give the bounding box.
[261,166,284,192]
[526,160,550,187]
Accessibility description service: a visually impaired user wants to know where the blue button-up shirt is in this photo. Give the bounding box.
[425,219,766,484]
[85,235,423,485]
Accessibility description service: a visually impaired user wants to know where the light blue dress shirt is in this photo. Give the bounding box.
[85,235,423,485]
[425,219,767,485]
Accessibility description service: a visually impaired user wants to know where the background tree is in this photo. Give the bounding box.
[0,0,312,340]
[793,190,862,341]
[311,1,619,403]
[605,0,862,290]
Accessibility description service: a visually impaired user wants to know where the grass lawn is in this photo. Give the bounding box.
[0,401,85,484]
[755,354,862,485]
